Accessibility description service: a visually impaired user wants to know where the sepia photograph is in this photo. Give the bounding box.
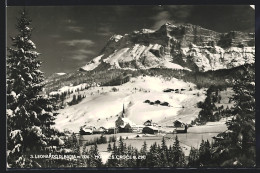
[6,3,256,168]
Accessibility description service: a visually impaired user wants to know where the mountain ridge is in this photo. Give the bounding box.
[80,22,254,72]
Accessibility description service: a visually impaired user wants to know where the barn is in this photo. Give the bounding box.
[142,126,159,134]
[174,120,186,128]
[79,126,95,135]
[143,120,152,126]
[174,120,188,133]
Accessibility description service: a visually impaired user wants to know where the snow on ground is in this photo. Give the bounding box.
[81,54,104,71]
[103,48,130,68]
[163,61,191,71]
[162,55,192,71]
[54,76,205,133]
[56,72,66,76]
[188,118,229,133]
[49,83,92,95]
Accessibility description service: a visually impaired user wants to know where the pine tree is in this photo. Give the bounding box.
[172,136,186,167]
[140,141,147,153]
[155,144,163,167]
[88,143,102,167]
[198,140,211,166]
[71,94,77,105]
[107,143,112,151]
[118,136,124,155]
[77,94,82,102]
[188,147,199,167]
[125,145,135,167]
[134,148,141,167]
[161,136,167,152]
[147,142,159,167]
[213,65,255,167]
[159,137,168,167]
[106,141,119,167]
[7,9,57,168]
[167,145,174,166]
[140,141,148,167]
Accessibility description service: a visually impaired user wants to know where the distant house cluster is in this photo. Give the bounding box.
[163,88,186,93]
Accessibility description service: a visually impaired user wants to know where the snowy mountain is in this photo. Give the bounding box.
[80,22,255,72]
[49,23,255,133]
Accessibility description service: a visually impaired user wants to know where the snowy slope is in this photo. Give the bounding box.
[56,72,66,76]
[81,43,190,71]
[54,76,205,132]
[49,82,99,95]
[80,54,103,71]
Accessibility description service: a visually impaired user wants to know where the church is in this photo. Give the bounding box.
[115,104,136,133]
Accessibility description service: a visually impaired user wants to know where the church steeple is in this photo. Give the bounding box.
[122,104,125,118]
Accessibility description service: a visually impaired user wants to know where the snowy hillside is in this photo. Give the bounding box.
[56,72,66,76]
[49,82,99,96]
[80,54,104,71]
[54,76,206,132]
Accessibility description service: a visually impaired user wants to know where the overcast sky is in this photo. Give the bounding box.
[6,5,255,76]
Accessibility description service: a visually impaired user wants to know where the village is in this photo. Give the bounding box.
[79,104,188,136]
[74,103,229,164]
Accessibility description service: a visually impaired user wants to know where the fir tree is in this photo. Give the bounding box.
[159,137,168,167]
[88,143,102,167]
[71,94,77,105]
[147,142,159,167]
[125,145,135,167]
[134,148,141,167]
[213,65,255,167]
[172,136,186,167]
[107,143,112,151]
[198,140,211,166]
[7,9,56,168]
[188,147,199,167]
[140,141,148,166]
[106,141,119,167]
[118,136,124,155]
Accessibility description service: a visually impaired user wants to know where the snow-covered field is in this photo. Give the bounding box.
[54,76,206,133]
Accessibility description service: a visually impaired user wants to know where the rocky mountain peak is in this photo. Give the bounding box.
[80,22,255,72]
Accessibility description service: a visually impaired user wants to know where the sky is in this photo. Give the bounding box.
[6,5,255,76]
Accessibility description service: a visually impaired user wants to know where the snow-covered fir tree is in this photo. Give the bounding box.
[212,65,255,167]
[7,9,57,168]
